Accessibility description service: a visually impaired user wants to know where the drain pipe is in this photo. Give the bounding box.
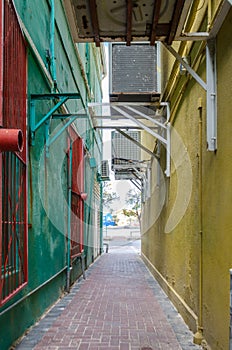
[194,99,204,345]
[100,180,103,254]
[50,0,57,90]
[0,129,24,152]
[66,142,72,292]
[86,156,96,259]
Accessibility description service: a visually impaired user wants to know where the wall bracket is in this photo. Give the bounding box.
[30,93,87,156]
[163,39,217,151]
[88,102,171,177]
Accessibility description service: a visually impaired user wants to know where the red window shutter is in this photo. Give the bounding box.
[68,129,85,257]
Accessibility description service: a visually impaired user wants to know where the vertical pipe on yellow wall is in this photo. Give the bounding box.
[207,0,212,31]
[194,100,204,345]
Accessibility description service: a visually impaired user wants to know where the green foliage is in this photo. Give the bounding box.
[102,182,119,209]
[123,188,141,225]
[122,209,137,217]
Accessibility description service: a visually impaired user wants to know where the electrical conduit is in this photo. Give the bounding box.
[50,0,57,90]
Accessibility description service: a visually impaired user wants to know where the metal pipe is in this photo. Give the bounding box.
[198,103,203,333]
[100,181,103,254]
[67,142,72,292]
[50,0,57,89]
[165,123,171,177]
[0,128,24,152]
[194,102,204,345]
[207,0,212,31]
[86,155,96,258]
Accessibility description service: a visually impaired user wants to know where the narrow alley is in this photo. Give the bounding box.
[1,1,232,349]
[15,243,201,350]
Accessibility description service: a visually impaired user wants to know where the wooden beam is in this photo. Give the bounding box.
[89,0,101,47]
[167,0,185,45]
[126,0,133,46]
[150,0,162,45]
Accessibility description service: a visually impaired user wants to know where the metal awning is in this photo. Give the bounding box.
[63,0,195,46]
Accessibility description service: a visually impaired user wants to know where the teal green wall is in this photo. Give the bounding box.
[0,1,103,349]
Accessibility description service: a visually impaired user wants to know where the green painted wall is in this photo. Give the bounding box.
[0,1,103,349]
[142,4,232,350]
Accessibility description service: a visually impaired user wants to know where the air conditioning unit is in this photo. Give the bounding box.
[109,43,160,102]
[111,130,142,180]
[101,160,110,181]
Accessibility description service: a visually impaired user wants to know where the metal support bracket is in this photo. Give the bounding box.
[30,93,87,155]
[163,39,217,151]
[88,102,171,177]
[163,43,207,91]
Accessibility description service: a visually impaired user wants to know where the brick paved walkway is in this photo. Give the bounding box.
[15,246,201,350]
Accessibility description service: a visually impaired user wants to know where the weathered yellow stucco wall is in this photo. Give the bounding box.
[142,71,204,332]
[201,8,232,349]
[142,5,232,350]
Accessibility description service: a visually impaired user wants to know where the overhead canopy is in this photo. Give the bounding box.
[63,0,194,46]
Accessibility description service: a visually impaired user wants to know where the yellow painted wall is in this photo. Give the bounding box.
[142,72,204,331]
[201,8,232,349]
[142,4,232,350]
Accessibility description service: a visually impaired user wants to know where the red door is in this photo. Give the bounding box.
[68,129,84,258]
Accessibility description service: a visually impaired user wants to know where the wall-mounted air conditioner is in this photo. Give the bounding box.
[109,42,161,102]
[101,160,110,181]
[111,130,142,180]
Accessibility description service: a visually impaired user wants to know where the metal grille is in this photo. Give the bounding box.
[111,44,157,93]
[112,130,141,163]
[0,0,28,306]
[1,153,27,303]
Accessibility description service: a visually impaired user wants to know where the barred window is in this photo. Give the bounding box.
[0,0,28,306]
